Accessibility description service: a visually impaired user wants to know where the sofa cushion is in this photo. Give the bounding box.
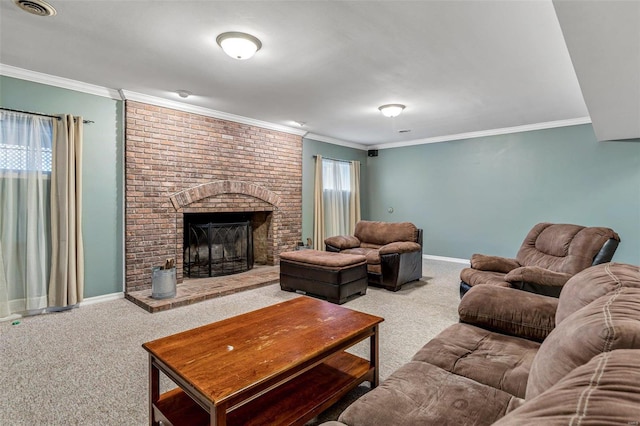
[341,247,380,265]
[337,360,518,426]
[353,220,418,246]
[495,350,640,425]
[526,285,640,399]
[458,285,557,342]
[556,262,640,325]
[279,250,366,268]
[412,323,540,398]
[358,242,382,250]
[342,248,381,275]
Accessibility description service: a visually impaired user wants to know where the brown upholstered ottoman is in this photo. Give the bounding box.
[279,250,368,304]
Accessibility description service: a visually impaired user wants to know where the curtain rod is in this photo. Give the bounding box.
[0,107,94,124]
[313,155,353,164]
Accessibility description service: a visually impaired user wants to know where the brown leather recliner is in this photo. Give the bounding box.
[325,220,423,291]
[459,222,620,298]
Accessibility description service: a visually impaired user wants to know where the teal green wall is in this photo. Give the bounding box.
[301,138,369,245]
[0,76,124,298]
[366,124,640,264]
[4,75,637,302]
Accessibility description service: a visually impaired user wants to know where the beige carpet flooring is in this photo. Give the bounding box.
[0,259,463,425]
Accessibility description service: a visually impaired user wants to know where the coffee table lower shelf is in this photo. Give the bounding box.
[153,351,373,426]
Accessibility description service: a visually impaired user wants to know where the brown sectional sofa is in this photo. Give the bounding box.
[322,262,640,425]
[324,221,423,291]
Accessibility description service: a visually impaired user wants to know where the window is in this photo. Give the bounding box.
[0,143,52,172]
[322,158,350,191]
[0,115,53,173]
[313,155,361,249]
[0,111,54,317]
[322,158,355,237]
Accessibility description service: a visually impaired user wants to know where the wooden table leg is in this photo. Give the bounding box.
[149,355,160,425]
[370,324,380,388]
[211,403,227,426]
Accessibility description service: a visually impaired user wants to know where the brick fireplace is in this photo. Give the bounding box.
[125,101,302,293]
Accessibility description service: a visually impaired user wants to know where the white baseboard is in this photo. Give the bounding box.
[79,292,125,306]
[423,254,470,265]
[1,292,124,322]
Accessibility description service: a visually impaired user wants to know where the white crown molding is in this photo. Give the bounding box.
[2,64,592,147]
[372,117,593,150]
[1,64,306,136]
[0,63,121,99]
[120,90,307,137]
[304,133,368,150]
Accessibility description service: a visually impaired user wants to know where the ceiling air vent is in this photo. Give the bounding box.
[13,0,57,17]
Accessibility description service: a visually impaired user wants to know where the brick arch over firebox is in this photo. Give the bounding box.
[170,180,283,210]
[171,179,284,277]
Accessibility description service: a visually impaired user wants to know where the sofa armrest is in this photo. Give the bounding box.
[324,235,361,250]
[505,266,572,288]
[458,285,557,342]
[379,241,421,255]
[470,254,520,273]
[504,266,573,298]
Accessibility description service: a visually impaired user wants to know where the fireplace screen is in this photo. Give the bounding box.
[184,221,254,278]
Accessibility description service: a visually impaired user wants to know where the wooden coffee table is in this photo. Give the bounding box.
[142,296,384,426]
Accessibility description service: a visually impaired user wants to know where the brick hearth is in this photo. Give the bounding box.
[125,101,302,294]
[125,265,280,313]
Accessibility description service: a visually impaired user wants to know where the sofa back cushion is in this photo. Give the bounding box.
[515,223,619,274]
[556,263,640,325]
[495,350,640,425]
[354,221,419,246]
[525,268,640,399]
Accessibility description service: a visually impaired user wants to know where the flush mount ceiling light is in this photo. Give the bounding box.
[13,0,56,16]
[378,104,406,118]
[175,90,192,99]
[216,32,262,60]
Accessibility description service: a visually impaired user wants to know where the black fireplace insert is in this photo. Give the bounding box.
[184,213,254,278]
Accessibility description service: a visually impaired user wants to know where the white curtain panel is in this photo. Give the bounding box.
[0,244,8,318]
[0,111,52,317]
[322,158,351,238]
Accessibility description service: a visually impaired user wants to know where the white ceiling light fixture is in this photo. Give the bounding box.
[216,32,262,60]
[176,90,192,98]
[378,104,406,118]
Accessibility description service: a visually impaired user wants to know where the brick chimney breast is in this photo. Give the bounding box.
[125,101,302,292]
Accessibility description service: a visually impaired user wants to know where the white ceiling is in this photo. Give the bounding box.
[0,1,637,147]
